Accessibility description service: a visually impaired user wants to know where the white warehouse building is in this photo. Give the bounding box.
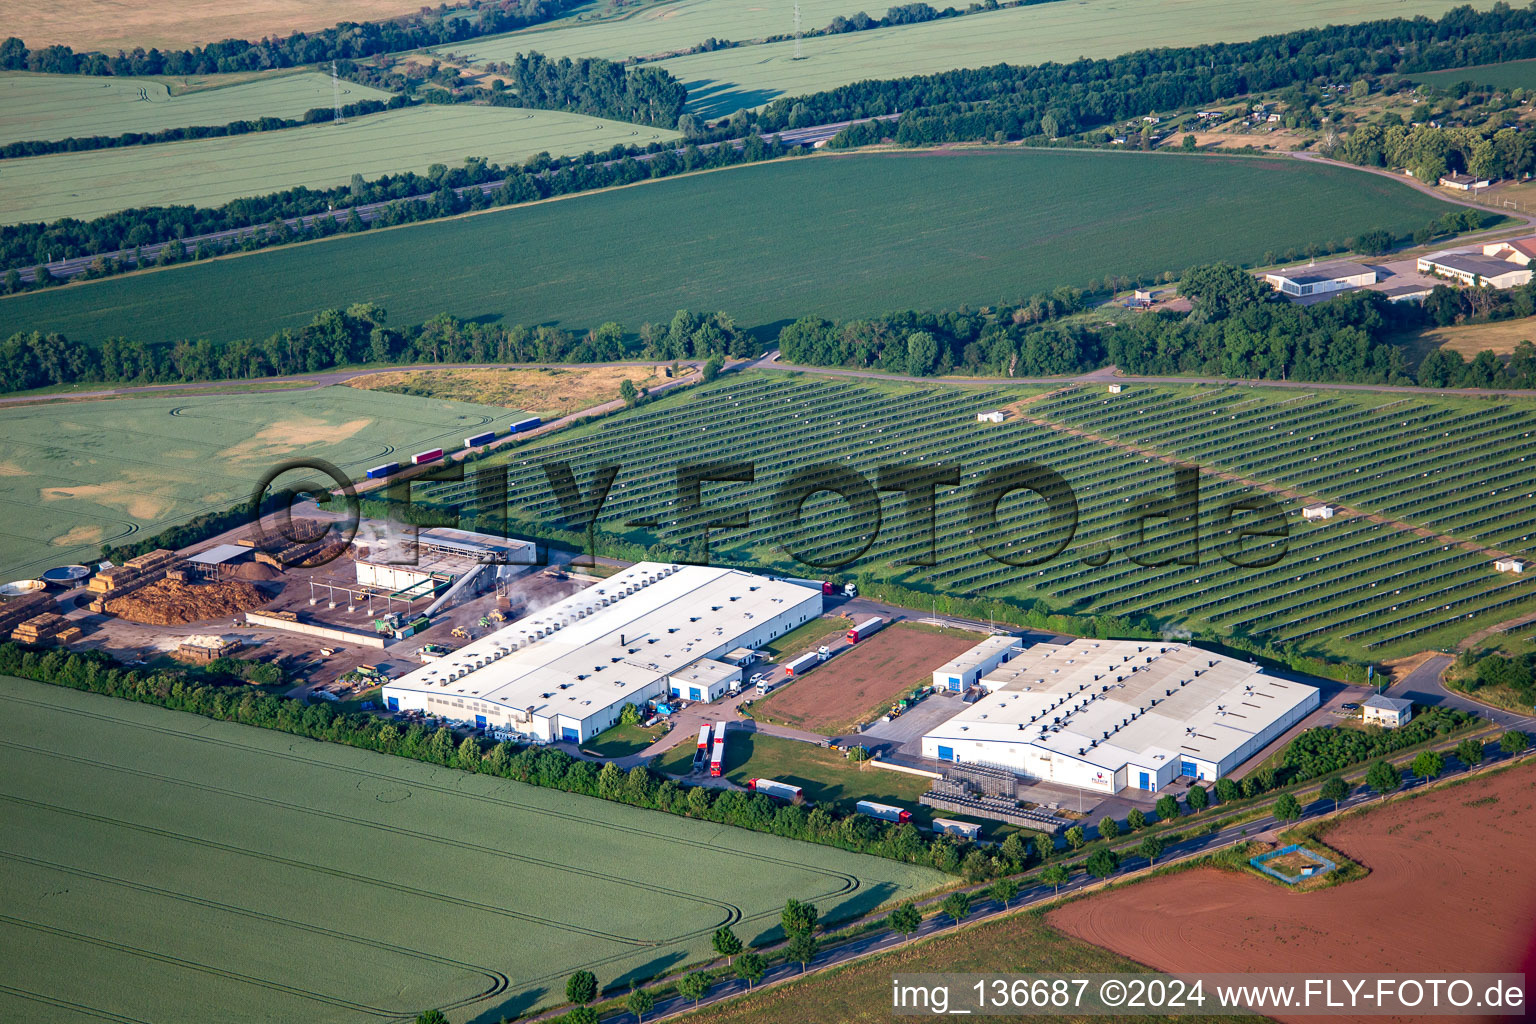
[932,634,1023,693]
[382,563,822,742]
[921,639,1318,794]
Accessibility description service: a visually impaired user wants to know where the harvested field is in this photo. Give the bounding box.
[2,104,680,225]
[0,386,512,580]
[754,623,984,735]
[103,577,272,625]
[1048,762,1536,1024]
[1400,314,1536,367]
[5,1,430,53]
[0,71,393,147]
[0,676,943,1021]
[346,365,671,417]
[0,150,1456,347]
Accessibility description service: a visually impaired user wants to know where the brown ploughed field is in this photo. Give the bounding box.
[12,1,427,52]
[756,623,983,735]
[1049,762,1536,1024]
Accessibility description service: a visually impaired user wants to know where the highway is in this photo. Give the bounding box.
[12,116,896,285]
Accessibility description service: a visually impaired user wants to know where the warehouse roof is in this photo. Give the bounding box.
[188,544,250,565]
[385,564,819,718]
[933,634,1022,678]
[925,639,1316,774]
[1266,260,1376,285]
[1363,694,1413,713]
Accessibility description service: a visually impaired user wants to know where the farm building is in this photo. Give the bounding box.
[1416,251,1534,289]
[932,634,1023,692]
[919,639,1318,794]
[381,564,822,742]
[1361,694,1413,728]
[1481,237,1536,266]
[1439,172,1491,191]
[1263,260,1377,299]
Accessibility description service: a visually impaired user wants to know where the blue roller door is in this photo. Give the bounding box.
[1139,771,1151,790]
[475,714,487,729]
[561,727,579,742]
[1181,760,1198,778]
[937,745,954,761]
[947,676,961,692]
[386,696,399,711]
[689,687,702,701]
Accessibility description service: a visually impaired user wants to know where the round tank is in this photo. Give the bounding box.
[41,565,89,586]
[0,580,46,597]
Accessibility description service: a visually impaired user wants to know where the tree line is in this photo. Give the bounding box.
[775,5,1536,146]
[0,96,403,160]
[1280,705,1475,782]
[1,122,795,284]
[0,642,1010,876]
[484,52,687,127]
[0,0,580,77]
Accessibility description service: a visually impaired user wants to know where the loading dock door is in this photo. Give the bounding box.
[1139,771,1151,790]
[475,714,487,729]
[689,687,702,701]
[937,745,954,761]
[947,676,961,692]
[561,727,579,742]
[1181,760,1198,778]
[386,696,399,711]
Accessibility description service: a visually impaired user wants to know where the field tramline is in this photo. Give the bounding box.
[418,377,1536,657]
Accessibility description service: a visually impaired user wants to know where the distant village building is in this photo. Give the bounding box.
[1361,694,1414,729]
[1263,261,1378,299]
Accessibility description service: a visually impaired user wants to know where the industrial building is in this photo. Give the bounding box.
[932,634,1023,692]
[1417,250,1534,289]
[381,563,822,742]
[920,639,1318,794]
[1263,260,1378,299]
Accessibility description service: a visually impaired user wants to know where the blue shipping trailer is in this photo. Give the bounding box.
[511,416,542,433]
[365,462,399,479]
[464,430,497,448]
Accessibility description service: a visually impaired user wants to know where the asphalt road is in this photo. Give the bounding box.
[14,116,896,285]
[1386,654,1536,730]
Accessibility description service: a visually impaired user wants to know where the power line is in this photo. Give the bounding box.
[332,61,345,125]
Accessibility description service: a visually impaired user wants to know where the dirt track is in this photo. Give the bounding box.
[1048,762,1536,1024]
[757,623,983,735]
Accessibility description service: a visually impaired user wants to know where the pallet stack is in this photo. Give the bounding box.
[12,613,68,644]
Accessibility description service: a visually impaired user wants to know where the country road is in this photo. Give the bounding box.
[530,742,1536,1024]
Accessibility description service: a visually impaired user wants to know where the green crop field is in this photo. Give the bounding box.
[0,149,1455,345]
[451,0,1486,116]
[419,374,1536,660]
[0,677,942,1023]
[2,104,679,225]
[0,70,394,147]
[449,0,869,65]
[1408,58,1536,92]
[0,386,522,578]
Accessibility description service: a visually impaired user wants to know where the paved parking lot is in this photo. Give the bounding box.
[855,690,967,754]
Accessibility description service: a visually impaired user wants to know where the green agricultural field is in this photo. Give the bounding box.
[449,0,1487,117]
[0,676,942,1023]
[0,70,394,147]
[654,0,1480,116]
[420,374,1536,660]
[449,0,869,65]
[0,149,1455,345]
[1408,58,1536,92]
[0,386,522,578]
[2,104,680,225]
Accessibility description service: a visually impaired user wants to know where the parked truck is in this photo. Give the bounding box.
[411,448,444,466]
[510,416,542,434]
[709,721,727,777]
[693,724,711,771]
[465,430,497,449]
[784,651,821,677]
[749,778,804,802]
[855,800,912,823]
[365,462,399,480]
[846,616,885,643]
